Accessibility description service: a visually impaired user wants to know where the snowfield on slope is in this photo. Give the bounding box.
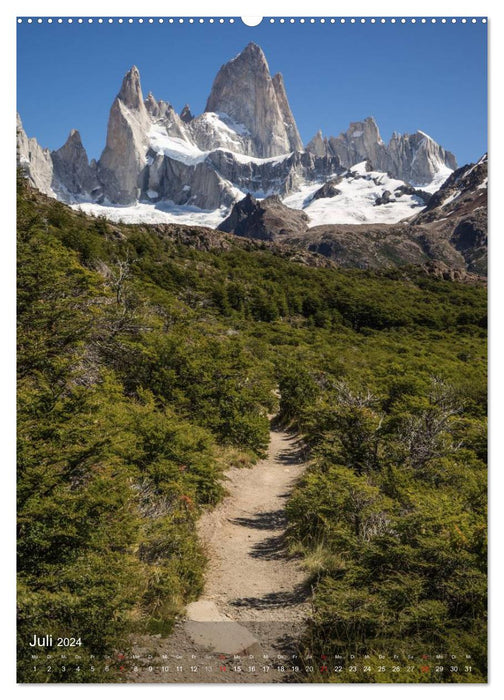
[149,121,293,167]
[72,200,229,228]
[71,161,452,229]
[283,162,428,226]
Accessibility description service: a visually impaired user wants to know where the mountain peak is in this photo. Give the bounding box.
[241,41,267,60]
[67,128,82,144]
[205,43,301,157]
[118,65,144,110]
[306,130,329,157]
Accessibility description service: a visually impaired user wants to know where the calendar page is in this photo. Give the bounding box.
[16,14,488,684]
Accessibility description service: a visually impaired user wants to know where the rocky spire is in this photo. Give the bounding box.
[60,128,83,148]
[180,104,194,123]
[272,72,303,152]
[306,130,330,157]
[118,65,144,110]
[326,117,386,171]
[144,91,160,118]
[51,129,98,195]
[204,42,302,158]
[98,65,152,203]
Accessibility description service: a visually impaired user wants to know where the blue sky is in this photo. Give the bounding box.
[17,18,487,166]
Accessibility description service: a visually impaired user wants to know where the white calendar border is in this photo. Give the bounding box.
[2,1,500,698]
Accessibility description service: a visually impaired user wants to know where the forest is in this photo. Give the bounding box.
[17,175,487,682]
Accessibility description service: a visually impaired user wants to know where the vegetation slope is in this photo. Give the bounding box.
[17,176,486,682]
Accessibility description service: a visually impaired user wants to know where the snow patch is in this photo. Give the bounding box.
[283,166,426,226]
[230,151,293,166]
[71,200,228,228]
[422,165,453,193]
[214,112,250,137]
[149,123,292,168]
[440,191,460,208]
[149,125,208,165]
[349,161,370,176]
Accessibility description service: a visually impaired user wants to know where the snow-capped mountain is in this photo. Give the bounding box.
[306,117,456,186]
[17,42,458,228]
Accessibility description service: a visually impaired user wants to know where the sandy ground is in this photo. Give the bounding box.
[128,422,312,683]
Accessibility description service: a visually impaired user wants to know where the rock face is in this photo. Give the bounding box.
[98,66,151,203]
[51,129,99,196]
[326,117,388,174]
[16,113,54,196]
[205,42,303,157]
[306,117,457,186]
[143,153,237,210]
[387,130,457,184]
[271,72,303,153]
[311,178,343,200]
[180,104,194,123]
[218,193,309,240]
[411,154,488,274]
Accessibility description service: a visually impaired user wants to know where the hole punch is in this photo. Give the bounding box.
[241,17,263,27]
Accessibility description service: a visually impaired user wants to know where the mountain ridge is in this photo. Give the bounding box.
[17,42,460,227]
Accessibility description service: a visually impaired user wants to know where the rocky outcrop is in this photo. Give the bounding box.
[51,129,99,197]
[311,178,343,200]
[218,193,309,240]
[394,184,432,205]
[143,152,237,210]
[420,259,481,284]
[205,42,302,157]
[415,154,487,220]
[328,117,388,174]
[208,150,341,198]
[180,104,194,123]
[411,154,487,274]
[306,117,457,186]
[306,130,329,158]
[98,66,151,203]
[387,130,457,184]
[16,113,54,196]
[140,142,342,211]
[374,190,393,206]
[187,111,248,153]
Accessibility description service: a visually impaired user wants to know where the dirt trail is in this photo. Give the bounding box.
[196,424,310,623]
[130,423,312,683]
